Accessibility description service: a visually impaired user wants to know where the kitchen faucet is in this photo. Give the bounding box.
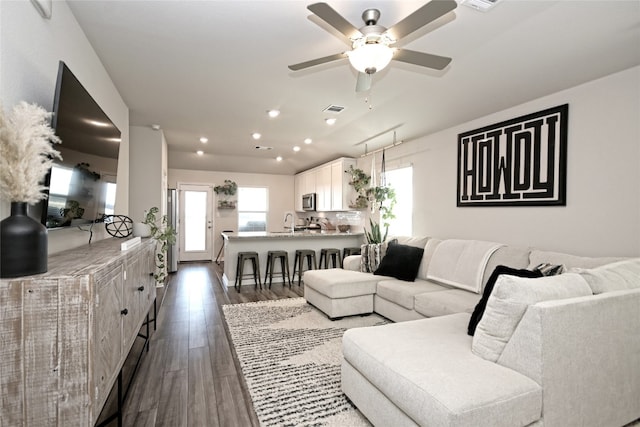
[284,213,293,230]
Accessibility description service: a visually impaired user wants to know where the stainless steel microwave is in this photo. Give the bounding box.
[302,193,316,211]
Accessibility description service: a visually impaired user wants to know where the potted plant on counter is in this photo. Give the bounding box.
[361,185,397,273]
[142,206,177,285]
[214,179,237,209]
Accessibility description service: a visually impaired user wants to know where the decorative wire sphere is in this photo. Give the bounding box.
[104,215,133,238]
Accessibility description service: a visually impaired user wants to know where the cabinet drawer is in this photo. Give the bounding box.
[94,263,124,406]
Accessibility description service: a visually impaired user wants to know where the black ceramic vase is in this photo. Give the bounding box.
[0,202,48,278]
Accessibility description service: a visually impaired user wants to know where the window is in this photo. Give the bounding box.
[384,166,412,236]
[238,187,268,232]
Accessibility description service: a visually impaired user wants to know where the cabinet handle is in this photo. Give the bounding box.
[121,308,129,316]
[137,285,145,292]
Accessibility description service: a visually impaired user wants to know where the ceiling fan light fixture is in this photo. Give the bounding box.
[347,42,393,74]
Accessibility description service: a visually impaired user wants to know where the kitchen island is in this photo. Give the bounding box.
[221,231,364,287]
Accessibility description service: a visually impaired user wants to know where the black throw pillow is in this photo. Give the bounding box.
[373,242,424,282]
[467,265,544,336]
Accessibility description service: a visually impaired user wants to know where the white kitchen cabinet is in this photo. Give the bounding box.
[294,157,356,212]
[294,170,317,211]
[331,158,356,211]
[315,164,332,211]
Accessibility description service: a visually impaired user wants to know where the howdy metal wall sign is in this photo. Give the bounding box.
[457,104,568,207]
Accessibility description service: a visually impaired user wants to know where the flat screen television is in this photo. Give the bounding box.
[37,61,121,229]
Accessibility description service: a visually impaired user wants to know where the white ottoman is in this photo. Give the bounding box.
[303,268,379,319]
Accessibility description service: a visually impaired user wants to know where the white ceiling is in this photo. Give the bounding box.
[67,0,640,175]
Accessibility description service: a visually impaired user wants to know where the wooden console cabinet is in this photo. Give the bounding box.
[0,237,156,426]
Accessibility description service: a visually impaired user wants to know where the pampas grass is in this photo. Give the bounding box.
[0,102,62,204]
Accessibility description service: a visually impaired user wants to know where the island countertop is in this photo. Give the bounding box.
[220,230,364,287]
[222,230,364,240]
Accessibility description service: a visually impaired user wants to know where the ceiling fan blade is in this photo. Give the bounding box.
[355,72,372,92]
[288,52,347,71]
[393,49,452,70]
[386,0,457,41]
[308,3,362,41]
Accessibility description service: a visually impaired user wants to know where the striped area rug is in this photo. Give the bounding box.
[222,298,388,427]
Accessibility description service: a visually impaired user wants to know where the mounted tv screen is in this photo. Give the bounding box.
[39,61,121,229]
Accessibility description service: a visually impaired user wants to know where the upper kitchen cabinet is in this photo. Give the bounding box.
[294,169,316,211]
[294,158,356,212]
[331,158,356,211]
[316,164,332,211]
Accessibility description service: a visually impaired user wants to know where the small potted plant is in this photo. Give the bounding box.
[142,207,177,285]
[361,185,397,272]
[214,179,237,209]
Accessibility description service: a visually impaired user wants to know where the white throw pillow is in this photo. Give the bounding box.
[472,273,593,362]
[572,258,640,294]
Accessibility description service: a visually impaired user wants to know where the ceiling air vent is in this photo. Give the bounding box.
[255,145,273,150]
[461,0,502,12]
[323,104,345,114]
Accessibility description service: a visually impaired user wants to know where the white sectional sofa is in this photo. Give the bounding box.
[302,237,640,427]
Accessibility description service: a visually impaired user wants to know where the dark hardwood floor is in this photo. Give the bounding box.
[98,261,303,427]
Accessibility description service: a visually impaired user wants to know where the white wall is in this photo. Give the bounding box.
[359,66,640,257]
[168,169,294,257]
[0,1,129,253]
[129,126,167,222]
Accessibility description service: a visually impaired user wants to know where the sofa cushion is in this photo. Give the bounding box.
[385,235,429,251]
[527,249,624,270]
[427,239,504,293]
[468,266,544,336]
[376,279,449,310]
[573,258,640,294]
[303,269,378,298]
[417,238,442,281]
[414,289,481,318]
[374,242,424,282]
[481,245,531,290]
[342,314,542,427]
[472,273,593,362]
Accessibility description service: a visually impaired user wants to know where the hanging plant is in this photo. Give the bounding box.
[365,185,397,243]
[346,165,370,209]
[214,179,237,196]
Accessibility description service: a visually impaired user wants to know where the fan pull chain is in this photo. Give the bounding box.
[366,92,374,110]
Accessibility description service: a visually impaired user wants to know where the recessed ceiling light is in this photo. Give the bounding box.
[151,124,161,131]
[267,109,280,118]
[276,156,283,162]
[200,137,208,143]
[325,118,336,126]
[252,132,261,140]
[293,146,301,152]
[196,150,204,156]
[304,138,312,144]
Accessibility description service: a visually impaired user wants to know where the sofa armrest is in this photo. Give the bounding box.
[343,255,361,271]
[498,288,640,427]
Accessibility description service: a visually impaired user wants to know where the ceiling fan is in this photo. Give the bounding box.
[288,1,458,92]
